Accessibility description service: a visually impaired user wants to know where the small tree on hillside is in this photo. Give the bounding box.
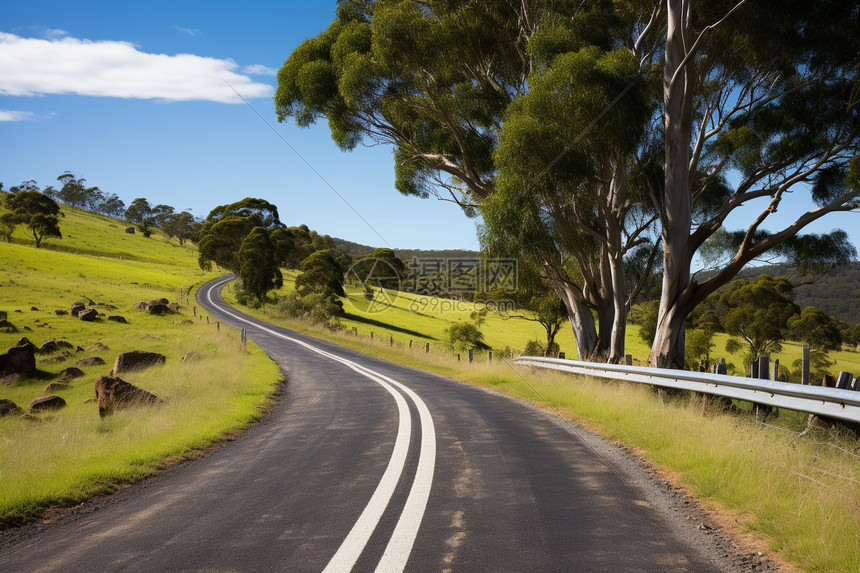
[1,189,62,248]
[722,275,799,366]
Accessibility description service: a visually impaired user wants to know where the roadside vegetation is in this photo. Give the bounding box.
[0,204,280,527]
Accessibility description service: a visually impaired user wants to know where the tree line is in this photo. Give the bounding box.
[275,0,859,368]
[0,172,203,246]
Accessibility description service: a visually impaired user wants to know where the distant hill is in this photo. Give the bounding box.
[331,237,480,262]
[732,263,860,324]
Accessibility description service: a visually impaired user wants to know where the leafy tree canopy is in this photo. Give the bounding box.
[1,188,62,248]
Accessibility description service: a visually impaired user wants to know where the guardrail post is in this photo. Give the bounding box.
[756,356,772,422]
[836,371,854,390]
[802,344,810,385]
[468,349,473,363]
[773,359,780,381]
[625,354,632,366]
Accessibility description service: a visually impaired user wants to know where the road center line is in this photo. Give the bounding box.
[201,278,436,572]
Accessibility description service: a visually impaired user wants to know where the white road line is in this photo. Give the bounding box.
[202,278,436,572]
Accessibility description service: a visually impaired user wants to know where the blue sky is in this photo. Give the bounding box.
[1,1,857,258]
[0,1,481,251]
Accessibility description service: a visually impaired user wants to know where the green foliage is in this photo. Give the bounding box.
[685,329,715,371]
[445,321,486,352]
[347,247,406,290]
[238,227,284,303]
[197,197,283,274]
[1,188,63,248]
[295,249,346,298]
[124,197,153,224]
[722,275,799,362]
[633,301,659,346]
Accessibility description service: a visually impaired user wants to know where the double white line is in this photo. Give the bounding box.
[203,278,436,572]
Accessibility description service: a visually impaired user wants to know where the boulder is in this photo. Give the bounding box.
[30,395,66,412]
[147,304,173,316]
[94,375,160,417]
[45,382,69,393]
[78,308,98,321]
[54,310,69,316]
[108,315,128,323]
[1,373,23,386]
[76,356,106,367]
[112,351,166,374]
[58,366,85,381]
[167,303,182,312]
[0,311,6,321]
[38,338,74,354]
[125,226,135,234]
[70,302,86,317]
[0,320,18,333]
[0,339,37,377]
[30,306,39,311]
[87,342,110,351]
[0,399,21,417]
[154,298,169,306]
[133,301,150,311]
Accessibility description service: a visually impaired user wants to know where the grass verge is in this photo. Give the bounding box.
[222,283,860,573]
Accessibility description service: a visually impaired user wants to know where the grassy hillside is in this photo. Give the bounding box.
[0,206,281,526]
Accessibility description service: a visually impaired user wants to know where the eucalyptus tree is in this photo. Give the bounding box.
[197,198,284,275]
[1,189,62,248]
[276,0,653,360]
[648,0,860,367]
[238,227,284,303]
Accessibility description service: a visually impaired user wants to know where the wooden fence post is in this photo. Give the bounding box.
[625,354,632,366]
[193,306,197,317]
[773,359,780,381]
[216,321,220,332]
[468,349,473,363]
[488,351,492,363]
[425,342,430,353]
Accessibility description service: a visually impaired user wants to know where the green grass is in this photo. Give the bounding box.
[0,206,281,526]
[222,278,860,573]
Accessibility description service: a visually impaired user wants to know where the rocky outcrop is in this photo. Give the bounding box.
[112,351,165,374]
[55,310,69,316]
[78,308,98,321]
[76,356,106,367]
[1,373,23,386]
[0,338,36,378]
[44,382,69,393]
[134,299,177,315]
[0,399,21,417]
[30,395,66,412]
[94,375,160,417]
[70,302,86,317]
[108,315,127,323]
[38,339,74,354]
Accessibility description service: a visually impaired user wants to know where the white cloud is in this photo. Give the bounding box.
[0,109,35,121]
[244,64,278,76]
[172,25,201,37]
[0,32,273,103]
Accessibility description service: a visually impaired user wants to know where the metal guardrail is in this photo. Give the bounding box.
[514,356,860,424]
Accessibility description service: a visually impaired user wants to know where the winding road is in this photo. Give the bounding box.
[0,277,730,572]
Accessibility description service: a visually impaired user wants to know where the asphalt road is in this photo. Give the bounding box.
[0,277,729,572]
